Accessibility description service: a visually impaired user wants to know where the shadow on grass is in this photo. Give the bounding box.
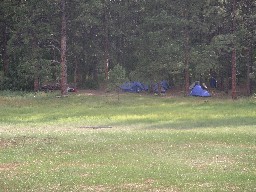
[111,116,256,130]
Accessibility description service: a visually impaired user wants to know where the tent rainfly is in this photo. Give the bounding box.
[190,85,211,97]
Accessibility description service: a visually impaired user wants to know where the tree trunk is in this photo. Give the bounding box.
[104,0,109,80]
[231,0,237,99]
[183,9,190,96]
[184,29,190,96]
[157,82,161,95]
[74,58,78,89]
[231,48,237,99]
[32,37,40,92]
[33,61,40,92]
[93,58,98,83]
[34,77,39,92]
[60,0,68,96]
[246,48,252,96]
[2,24,9,76]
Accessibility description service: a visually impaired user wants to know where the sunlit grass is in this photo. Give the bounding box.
[0,92,256,191]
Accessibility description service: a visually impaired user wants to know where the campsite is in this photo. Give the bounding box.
[1,0,256,191]
[0,91,256,191]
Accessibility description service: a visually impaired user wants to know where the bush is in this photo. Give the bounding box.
[84,79,99,89]
[108,64,128,91]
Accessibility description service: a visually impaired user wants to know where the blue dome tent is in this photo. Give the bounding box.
[190,85,211,97]
[120,81,170,93]
[120,82,146,93]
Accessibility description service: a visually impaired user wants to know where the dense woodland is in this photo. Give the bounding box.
[0,0,256,98]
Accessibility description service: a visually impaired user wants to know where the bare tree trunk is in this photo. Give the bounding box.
[93,59,98,83]
[2,24,9,76]
[34,76,39,92]
[183,8,190,96]
[32,36,40,92]
[231,48,237,99]
[184,28,190,96]
[104,0,110,81]
[60,0,68,96]
[231,0,237,99]
[246,48,251,96]
[157,82,161,95]
[74,58,78,89]
[33,62,40,92]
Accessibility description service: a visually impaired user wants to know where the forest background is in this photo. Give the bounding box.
[0,0,256,99]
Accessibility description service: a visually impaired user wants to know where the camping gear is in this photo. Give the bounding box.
[210,77,217,88]
[120,82,146,93]
[67,87,76,92]
[120,81,170,93]
[190,85,211,97]
[153,80,170,93]
[120,80,170,93]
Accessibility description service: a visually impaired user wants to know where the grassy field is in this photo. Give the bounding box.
[0,91,256,192]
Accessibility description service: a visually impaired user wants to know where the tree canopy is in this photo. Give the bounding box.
[0,0,255,97]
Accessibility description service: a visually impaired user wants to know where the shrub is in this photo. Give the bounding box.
[108,64,128,91]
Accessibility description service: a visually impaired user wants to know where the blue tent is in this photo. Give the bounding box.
[120,82,146,93]
[120,80,170,93]
[190,85,211,97]
[161,80,170,90]
[153,80,170,93]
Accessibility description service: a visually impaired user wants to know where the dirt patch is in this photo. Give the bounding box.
[0,137,23,148]
[74,83,251,99]
[76,89,107,96]
[74,88,233,99]
[0,163,20,171]
[78,185,111,192]
[0,136,57,149]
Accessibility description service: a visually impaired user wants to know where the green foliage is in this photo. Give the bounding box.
[0,0,256,94]
[108,64,128,91]
[190,44,218,80]
[0,71,4,88]
[84,79,99,90]
[3,0,59,91]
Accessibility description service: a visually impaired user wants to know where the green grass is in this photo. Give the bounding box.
[0,92,256,191]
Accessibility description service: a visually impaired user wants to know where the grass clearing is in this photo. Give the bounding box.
[0,92,256,191]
